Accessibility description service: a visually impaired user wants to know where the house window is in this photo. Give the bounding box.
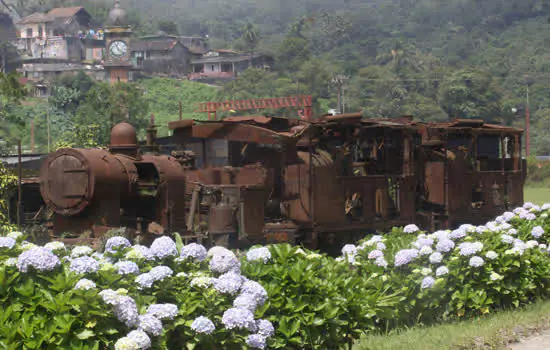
[26,28,32,37]
[211,65,214,71]
[38,26,43,38]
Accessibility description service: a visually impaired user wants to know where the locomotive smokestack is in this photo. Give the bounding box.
[109,122,139,157]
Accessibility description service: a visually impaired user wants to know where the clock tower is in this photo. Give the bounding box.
[103,0,133,84]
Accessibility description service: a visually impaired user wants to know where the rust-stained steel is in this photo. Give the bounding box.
[39,110,526,253]
[196,95,313,121]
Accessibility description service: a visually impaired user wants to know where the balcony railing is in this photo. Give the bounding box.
[188,71,235,80]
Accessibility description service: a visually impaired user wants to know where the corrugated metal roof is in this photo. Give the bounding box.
[130,39,179,52]
[17,12,54,24]
[47,6,86,18]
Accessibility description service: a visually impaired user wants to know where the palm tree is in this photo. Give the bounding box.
[241,22,259,68]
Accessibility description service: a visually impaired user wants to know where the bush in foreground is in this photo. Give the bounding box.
[1,202,550,349]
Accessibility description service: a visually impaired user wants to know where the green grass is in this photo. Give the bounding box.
[354,300,550,350]
[141,78,220,137]
[524,187,550,205]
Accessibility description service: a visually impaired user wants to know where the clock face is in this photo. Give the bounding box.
[109,40,128,58]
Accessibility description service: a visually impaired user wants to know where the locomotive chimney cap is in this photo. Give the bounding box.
[110,122,138,148]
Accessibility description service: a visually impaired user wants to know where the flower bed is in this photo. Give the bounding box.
[1,202,550,349]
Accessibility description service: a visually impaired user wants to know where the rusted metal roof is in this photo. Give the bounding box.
[17,12,54,24]
[47,6,86,18]
[170,121,298,145]
[130,40,180,52]
[223,116,273,124]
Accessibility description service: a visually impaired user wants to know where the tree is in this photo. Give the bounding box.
[158,20,179,35]
[437,68,506,120]
[240,22,259,68]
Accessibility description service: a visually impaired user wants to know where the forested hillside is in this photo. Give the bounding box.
[8,0,550,153]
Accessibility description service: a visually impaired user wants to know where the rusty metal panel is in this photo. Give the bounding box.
[240,188,267,240]
[424,161,445,205]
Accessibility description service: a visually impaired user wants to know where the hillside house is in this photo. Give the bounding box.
[130,38,191,77]
[14,7,102,61]
[189,49,273,81]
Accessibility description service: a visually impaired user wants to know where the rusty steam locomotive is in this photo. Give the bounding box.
[38,106,525,252]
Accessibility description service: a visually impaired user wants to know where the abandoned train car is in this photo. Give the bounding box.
[37,113,526,251]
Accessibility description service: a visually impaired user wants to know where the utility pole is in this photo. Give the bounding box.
[524,75,533,157]
[331,74,349,114]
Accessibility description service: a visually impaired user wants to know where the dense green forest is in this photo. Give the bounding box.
[6,0,550,154]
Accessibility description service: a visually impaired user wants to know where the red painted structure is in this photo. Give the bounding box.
[196,95,313,121]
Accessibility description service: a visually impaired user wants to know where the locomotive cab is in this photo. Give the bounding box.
[417,119,524,229]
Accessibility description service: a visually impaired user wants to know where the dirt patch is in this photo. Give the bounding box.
[508,330,550,350]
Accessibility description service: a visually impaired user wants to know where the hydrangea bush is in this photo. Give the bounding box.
[0,234,275,349]
[2,203,550,349]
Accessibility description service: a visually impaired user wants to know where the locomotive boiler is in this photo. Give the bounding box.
[38,112,526,252]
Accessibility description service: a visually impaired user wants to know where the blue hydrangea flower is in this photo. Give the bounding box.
[532,226,545,239]
[240,280,268,306]
[469,256,485,267]
[138,314,163,336]
[210,253,241,274]
[180,243,208,262]
[126,245,154,260]
[367,249,384,260]
[127,330,151,349]
[246,334,267,349]
[17,247,61,273]
[213,271,244,295]
[256,319,274,337]
[222,307,256,331]
[150,236,178,259]
[435,266,449,276]
[233,293,258,312]
[432,230,450,241]
[436,239,455,253]
[421,276,435,289]
[341,244,357,257]
[113,295,140,328]
[0,237,16,249]
[115,261,140,275]
[190,275,214,288]
[114,337,139,350]
[136,273,155,290]
[105,236,131,254]
[191,316,216,334]
[449,228,467,240]
[376,242,386,251]
[485,251,498,260]
[414,237,434,249]
[394,249,419,267]
[99,289,121,305]
[70,256,100,274]
[146,304,179,320]
[374,257,388,267]
[6,231,23,240]
[149,266,173,281]
[74,278,96,290]
[44,241,65,251]
[429,252,443,264]
[71,245,94,258]
[246,247,272,263]
[419,246,433,256]
[501,234,514,244]
[457,242,482,256]
[404,224,420,233]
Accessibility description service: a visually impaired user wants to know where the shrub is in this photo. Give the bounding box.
[2,203,550,349]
